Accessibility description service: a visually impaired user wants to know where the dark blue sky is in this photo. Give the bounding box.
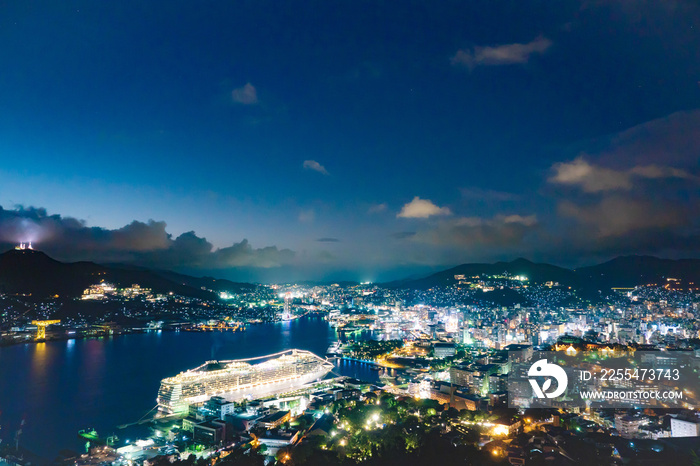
[1,1,699,282]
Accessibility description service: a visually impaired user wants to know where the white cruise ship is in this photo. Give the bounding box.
[157,349,333,413]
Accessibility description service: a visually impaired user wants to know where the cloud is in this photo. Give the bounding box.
[542,111,700,262]
[212,240,294,268]
[316,237,340,243]
[501,214,538,226]
[629,165,697,180]
[303,160,329,175]
[573,110,700,169]
[368,203,388,214]
[0,206,295,270]
[397,197,452,219]
[606,110,700,166]
[549,156,698,192]
[451,36,552,68]
[413,214,539,251]
[558,196,689,239]
[552,195,700,258]
[549,157,632,192]
[231,83,258,105]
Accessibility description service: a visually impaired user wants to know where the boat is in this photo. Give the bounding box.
[326,342,342,356]
[78,429,118,446]
[156,349,334,414]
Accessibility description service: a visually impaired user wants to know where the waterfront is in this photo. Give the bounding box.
[0,316,379,459]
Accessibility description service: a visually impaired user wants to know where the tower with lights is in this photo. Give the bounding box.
[282,293,293,321]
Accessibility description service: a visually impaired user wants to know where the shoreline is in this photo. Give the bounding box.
[0,313,326,348]
[0,325,248,348]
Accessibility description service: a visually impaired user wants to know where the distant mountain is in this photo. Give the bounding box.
[108,265,257,294]
[387,258,578,289]
[0,248,103,297]
[296,279,360,287]
[4,248,699,300]
[575,255,700,289]
[0,249,257,299]
[387,256,700,291]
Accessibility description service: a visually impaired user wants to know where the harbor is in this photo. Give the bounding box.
[0,316,378,459]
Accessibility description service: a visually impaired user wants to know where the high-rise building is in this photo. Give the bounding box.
[671,417,700,437]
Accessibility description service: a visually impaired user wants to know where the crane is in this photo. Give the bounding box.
[30,320,60,340]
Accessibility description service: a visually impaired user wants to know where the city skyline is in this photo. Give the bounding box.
[3,2,700,462]
[1,1,699,282]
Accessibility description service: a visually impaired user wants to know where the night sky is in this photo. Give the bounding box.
[1,1,699,282]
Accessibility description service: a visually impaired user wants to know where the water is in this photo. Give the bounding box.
[0,316,379,459]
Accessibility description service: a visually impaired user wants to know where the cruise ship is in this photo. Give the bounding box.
[157,349,334,413]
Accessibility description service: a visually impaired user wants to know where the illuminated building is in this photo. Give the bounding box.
[81,282,116,300]
[157,349,333,413]
[615,414,646,438]
[433,341,456,358]
[258,410,291,429]
[282,293,292,321]
[121,284,151,298]
[193,419,228,444]
[445,314,459,333]
[450,364,473,388]
[671,417,700,437]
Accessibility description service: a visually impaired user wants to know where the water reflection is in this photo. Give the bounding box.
[1,316,362,458]
[82,339,107,373]
[29,342,48,376]
[279,320,292,349]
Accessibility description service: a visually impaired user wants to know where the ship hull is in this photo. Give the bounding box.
[157,349,333,414]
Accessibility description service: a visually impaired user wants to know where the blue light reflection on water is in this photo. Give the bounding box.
[0,316,379,458]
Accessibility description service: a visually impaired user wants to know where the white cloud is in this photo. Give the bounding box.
[501,214,538,226]
[397,197,452,219]
[231,83,258,105]
[549,157,632,192]
[451,36,552,68]
[303,160,329,175]
[549,156,697,192]
[629,164,697,180]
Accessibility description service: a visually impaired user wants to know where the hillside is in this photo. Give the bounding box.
[387,258,578,289]
[0,248,104,297]
[575,255,700,289]
[109,265,257,294]
[388,256,700,291]
[0,249,257,299]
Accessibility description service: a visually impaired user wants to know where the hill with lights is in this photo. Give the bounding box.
[386,256,700,292]
[0,247,257,299]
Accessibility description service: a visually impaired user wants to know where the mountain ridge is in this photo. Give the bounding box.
[0,249,257,299]
[385,255,700,290]
[2,249,699,298]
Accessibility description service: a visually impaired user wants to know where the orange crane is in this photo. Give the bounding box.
[30,319,60,340]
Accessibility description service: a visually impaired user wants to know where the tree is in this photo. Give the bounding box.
[444,407,459,420]
[379,393,396,408]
